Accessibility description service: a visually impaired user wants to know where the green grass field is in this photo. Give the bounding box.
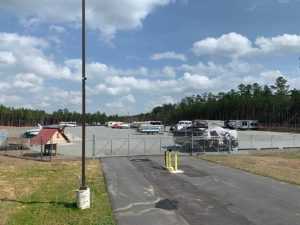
[0,156,115,225]
[200,151,300,186]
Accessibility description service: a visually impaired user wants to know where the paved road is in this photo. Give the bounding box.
[102,156,300,225]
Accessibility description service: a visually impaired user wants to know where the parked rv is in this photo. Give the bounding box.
[137,121,164,134]
[59,121,77,127]
[225,120,258,130]
[111,123,130,129]
[175,120,192,131]
[107,121,123,128]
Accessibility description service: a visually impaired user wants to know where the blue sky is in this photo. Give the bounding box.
[0,0,300,115]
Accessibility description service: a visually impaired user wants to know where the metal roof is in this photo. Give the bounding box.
[30,128,69,145]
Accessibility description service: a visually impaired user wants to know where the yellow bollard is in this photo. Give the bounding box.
[164,150,183,174]
[167,152,170,169]
[169,151,173,171]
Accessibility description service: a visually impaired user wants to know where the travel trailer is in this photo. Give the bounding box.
[137,121,164,134]
[175,120,192,131]
[59,121,77,127]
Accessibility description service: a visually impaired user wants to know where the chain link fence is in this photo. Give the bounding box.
[56,132,300,157]
[1,130,300,159]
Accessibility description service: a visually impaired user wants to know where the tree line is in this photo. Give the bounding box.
[0,76,299,128]
[0,107,120,127]
[137,76,300,128]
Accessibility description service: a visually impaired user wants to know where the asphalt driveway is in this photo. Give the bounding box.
[102,156,300,225]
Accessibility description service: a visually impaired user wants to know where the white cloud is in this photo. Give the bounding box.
[0,32,75,80]
[0,82,11,90]
[0,0,174,40]
[193,33,300,58]
[0,95,21,104]
[192,32,254,58]
[49,88,82,106]
[162,66,176,78]
[13,73,43,89]
[146,95,176,111]
[104,94,136,114]
[182,72,213,89]
[1,31,297,113]
[105,76,154,92]
[255,34,300,54]
[151,51,187,61]
[0,51,16,64]
[49,25,66,33]
[0,32,48,48]
[260,70,286,81]
[123,94,136,103]
[95,84,131,96]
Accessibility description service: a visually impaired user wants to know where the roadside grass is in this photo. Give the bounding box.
[199,151,300,186]
[0,156,115,225]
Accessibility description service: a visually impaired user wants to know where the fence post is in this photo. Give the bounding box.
[50,137,53,161]
[40,136,43,161]
[191,133,194,156]
[160,137,162,153]
[271,135,274,148]
[128,135,130,156]
[293,134,296,147]
[110,139,113,156]
[251,135,254,148]
[92,134,96,159]
[144,138,146,155]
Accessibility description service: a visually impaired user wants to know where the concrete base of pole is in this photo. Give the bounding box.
[76,187,91,209]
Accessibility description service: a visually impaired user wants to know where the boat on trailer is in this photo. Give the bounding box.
[23,124,43,138]
[225,120,258,130]
[173,120,238,152]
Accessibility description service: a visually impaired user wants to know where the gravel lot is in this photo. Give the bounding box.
[2,125,300,157]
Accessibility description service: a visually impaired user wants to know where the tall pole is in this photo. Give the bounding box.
[81,0,86,189]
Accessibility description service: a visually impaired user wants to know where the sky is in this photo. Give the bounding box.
[1,0,300,115]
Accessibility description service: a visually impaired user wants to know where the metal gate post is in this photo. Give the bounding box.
[271,135,274,148]
[128,135,130,156]
[50,138,53,161]
[92,134,96,159]
[191,133,194,156]
[40,136,43,161]
[293,134,296,147]
[160,137,162,153]
[110,139,113,156]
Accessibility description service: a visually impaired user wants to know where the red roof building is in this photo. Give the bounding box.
[30,128,70,145]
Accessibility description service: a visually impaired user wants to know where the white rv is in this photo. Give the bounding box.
[225,120,258,130]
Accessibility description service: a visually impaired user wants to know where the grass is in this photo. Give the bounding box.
[0,156,115,225]
[199,151,300,186]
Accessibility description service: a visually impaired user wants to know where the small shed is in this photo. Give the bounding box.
[30,128,70,155]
